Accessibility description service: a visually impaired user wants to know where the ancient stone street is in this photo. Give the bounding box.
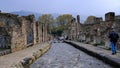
[30,42,112,68]
[0,1,120,68]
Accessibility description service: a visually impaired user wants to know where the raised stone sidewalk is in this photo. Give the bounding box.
[0,43,51,68]
[65,40,120,68]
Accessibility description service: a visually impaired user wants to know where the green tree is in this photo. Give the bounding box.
[38,14,54,34]
[51,25,63,36]
[56,14,73,31]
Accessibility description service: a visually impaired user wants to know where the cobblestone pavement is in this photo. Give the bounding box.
[30,42,113,68]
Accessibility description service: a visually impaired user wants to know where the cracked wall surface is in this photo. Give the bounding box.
[0,13,38,52]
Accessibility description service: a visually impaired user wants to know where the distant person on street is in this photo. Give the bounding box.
[108,28,119,55]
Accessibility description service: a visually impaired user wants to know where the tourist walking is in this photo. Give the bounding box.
[108,28,119,55]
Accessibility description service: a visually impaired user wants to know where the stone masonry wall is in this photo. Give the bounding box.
[0,12,39,52]
[37,21,42,43]
[0,13,20,50]
[20,15,37,46]
[72,12,120,50]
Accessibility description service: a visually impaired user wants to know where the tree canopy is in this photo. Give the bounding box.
[38,14,54,24]
[38,14,54,34]
[38,14,73,37]
[51,14,73,36]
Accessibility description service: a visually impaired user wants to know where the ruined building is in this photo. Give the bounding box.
[68,12,120,50]
[105,12,115,21]
[69,15,81,40]
[0,12,48,52]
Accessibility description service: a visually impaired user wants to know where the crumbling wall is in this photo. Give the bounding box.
[37,21,42,43]
[69,18,78,40]
[0,27,11,48]
[11,21,25,52]
[0,13,19,49]
[20,15,37,46]
[11,14,37,52]
[114,19,120,50]
[0,13,38,52]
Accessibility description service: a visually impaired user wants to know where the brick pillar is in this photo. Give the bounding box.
[38,22,42,44]
[77,15,80,39]
[77,15,80,23]
[21,18,27,47]
[33,18,37,45]
[11,17,27,52]
[44,23,48,42]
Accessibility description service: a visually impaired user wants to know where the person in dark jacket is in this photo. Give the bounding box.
[108,28,119,55]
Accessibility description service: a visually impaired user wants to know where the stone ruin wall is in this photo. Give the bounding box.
[12,15,37,52]
[80,15,114,45]
[76,12,120,50]
[21,15,36,45]
[0,13,17,49]
[0,13,38,52]
[37,18,50,43]
[114,19,120,50]
[37,21,42,44]
[68,12,120,50]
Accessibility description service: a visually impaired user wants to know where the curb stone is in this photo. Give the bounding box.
[10,44,51,68]
[65,41,120,68]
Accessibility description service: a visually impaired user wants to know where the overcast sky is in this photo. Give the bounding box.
[0,0,120,21]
